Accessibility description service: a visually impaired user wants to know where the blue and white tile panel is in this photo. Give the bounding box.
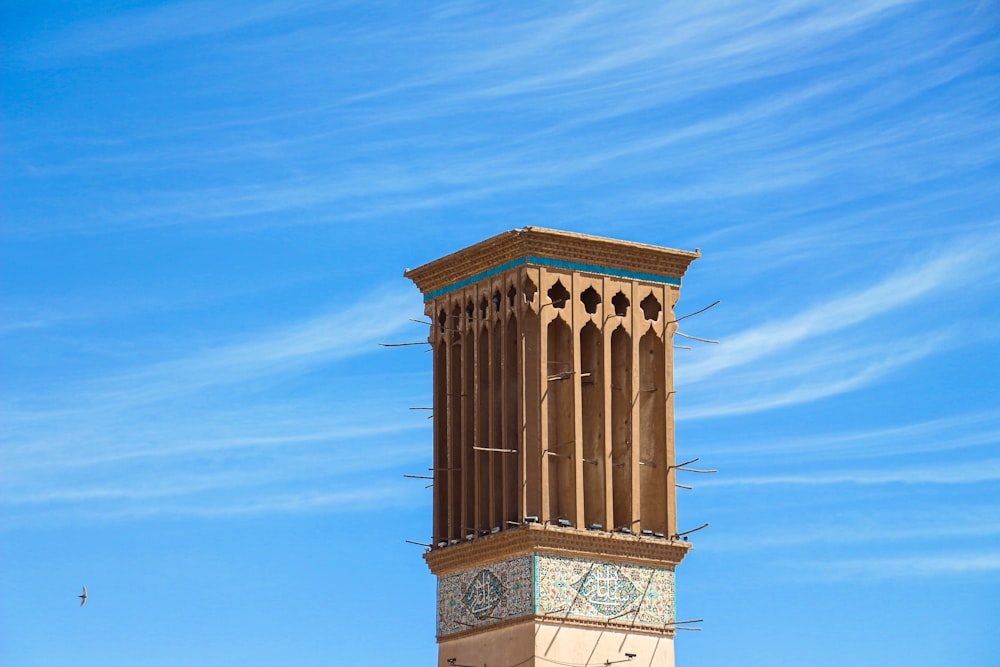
[437,553,675,636]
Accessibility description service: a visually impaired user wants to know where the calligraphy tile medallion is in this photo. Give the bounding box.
[437,554,533,636]
[535,553,674,627]
[462,569,506,620]
[572,562,640,616]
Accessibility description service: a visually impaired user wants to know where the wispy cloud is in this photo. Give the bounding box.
[4,417,429,473]
[6,448,423,506]
[79,286,418,406]
[0,287,432,526]
[680,239,995,384]
[788,552,1000,581]
[696,409,1000,461]
[18,0,329,65]
[10,0,997,237]
[674,235,1000,418]
[678,332,949,419]
[702,458,1000,487]
[2,483,425,527]
[706,509,1000,550]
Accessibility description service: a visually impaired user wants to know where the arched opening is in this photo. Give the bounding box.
[523,277,537,304]
[448,304,463,541]
[547,316,575,525]
[640,294,662,321]
[476,323,491,533]
[462,306,476,535]
[580,321,605,530]
[504,315,520,525]
[580,286,601,315]
[612,291,630,318]
[548,280,570,310]
[490,319,503,528]
[522,307,541,519]
[639,328,667,534]
[611,325,632,532]
[434,339,448,544]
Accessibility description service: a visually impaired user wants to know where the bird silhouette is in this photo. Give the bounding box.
[78,586,87,607]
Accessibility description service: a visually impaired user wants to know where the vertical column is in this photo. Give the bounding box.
[664,286,680,538]
[521,268,542,521]
[433,304,448,544]
[476,295,490,534]
[503,285,520,527]
[538,272,551,523]
[462,295,475,539]
[580,289,606,531]
[601,277,615,530]
[610,283,633,532]
[490,285,503,528]
[571,272,585,526]
[629,281,642,531]
[639,286,667,535]
[448,303,463,541]
[544,273,575,526]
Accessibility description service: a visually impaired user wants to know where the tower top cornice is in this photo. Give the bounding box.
[404,226,700,301]
[423,523,692,576]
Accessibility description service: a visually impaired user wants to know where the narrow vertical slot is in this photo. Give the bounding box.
[522,307,541,519]
[462,313,475,537]
[434,338,448,544]
[476,324,490,533]
[547,316,575,525]
[504,314,520,527]
[580,321,605,530]
[611,325,632,532]
[448,305,463,541]
[491,321,503,529]
[639,327,667,534]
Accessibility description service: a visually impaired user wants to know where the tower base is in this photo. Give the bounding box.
[438,620,675,667]
[428,525,689,667]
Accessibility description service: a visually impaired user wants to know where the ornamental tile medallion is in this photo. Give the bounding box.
[437,554,533,637]
[462,569,505,620]
[535,554,675,629]
[572,562,640,616]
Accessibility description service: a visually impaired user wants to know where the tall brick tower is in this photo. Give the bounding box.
[405,227,699,667]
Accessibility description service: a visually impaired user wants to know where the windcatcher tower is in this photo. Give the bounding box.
[405,228,699,667]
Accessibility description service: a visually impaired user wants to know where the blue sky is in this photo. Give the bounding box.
[2,1,998,665]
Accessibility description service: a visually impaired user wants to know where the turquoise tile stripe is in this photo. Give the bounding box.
[423,255,681,302]
[424,257,528,302]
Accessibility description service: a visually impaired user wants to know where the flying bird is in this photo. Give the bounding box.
[78,586,87,607]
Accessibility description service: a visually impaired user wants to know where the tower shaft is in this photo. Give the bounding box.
[406,228,699,667]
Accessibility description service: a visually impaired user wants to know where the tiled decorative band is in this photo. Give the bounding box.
[423,256,682,302]
[437,553,675,637]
